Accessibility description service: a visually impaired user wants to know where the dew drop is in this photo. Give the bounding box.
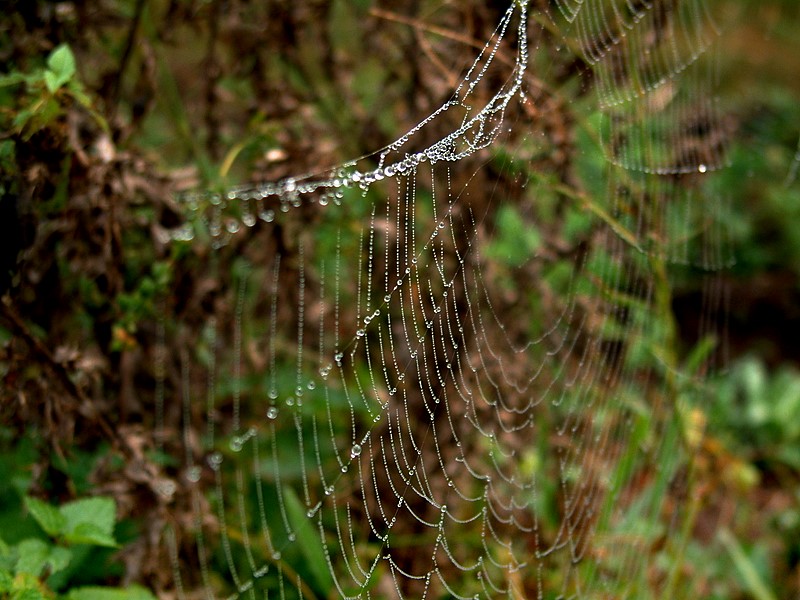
[268,389,278,400]
[307,380,316,390]
[208,452,223,469]
[260,209,275,223]
[272,551,281,561]
[185,466,202,483]
[225,219,240,234]
[267,406,278,420]
[287,533,296,542]
[285,396,295,407]
[155,479,177,499]
[698,164,708,173]
[306,502,322,518]
[350,444,362,458]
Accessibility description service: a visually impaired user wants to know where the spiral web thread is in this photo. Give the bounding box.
[160,1,730,598]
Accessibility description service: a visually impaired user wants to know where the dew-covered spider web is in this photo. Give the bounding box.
[157,0,731,597]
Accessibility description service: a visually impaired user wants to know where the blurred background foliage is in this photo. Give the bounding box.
[0,0,799,598]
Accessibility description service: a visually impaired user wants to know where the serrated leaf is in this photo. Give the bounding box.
[14,538,71,579]
[60,497,116,540]
[24,497,66,537]
[45,545,72,576]
[14,538,50,576]
[63,522,118,548]
[46,44,76,91]
[64,585,157,600]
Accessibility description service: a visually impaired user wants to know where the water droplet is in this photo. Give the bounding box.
[272,551,282,561]
[242,212,256,227]
[383,295,391,303]
[268,389,278,400]
[324,486,334,496]
[155,479,177,499]
[341,465,349,473]
[306,502,322,518]
[230,437,243,452]
[267,406,278,420]
[254,566,269,578]
[285,396,295,406]
[171,224,195,242]
[307,380,316,390]
[208,452,223,468]
[287,533,296,542]
[260,209,275,223]
[185,466,202,482]
[356,329,365,338]
[698,164,708,173]
[350,444,362,458]
[225,219,240,234]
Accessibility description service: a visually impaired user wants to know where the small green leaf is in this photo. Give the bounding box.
[14,538,50,576]
[45,545,72,576]
[45,44,76,92]
[14,538,71,579]
[64,585,157,600]
[0,72,26,88]
[24,497,66,537]
[60,497,116,540]
[63,522,118,548]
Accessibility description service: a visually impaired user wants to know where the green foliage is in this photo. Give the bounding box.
[0,44,106,140]
[709,357,800,470]
[0,442,151,600]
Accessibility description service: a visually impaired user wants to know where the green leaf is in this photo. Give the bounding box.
[45,44,76,92]
[283,486,334,595]
[14,585,47,600]
[64,585,157,600]
[0,569,12,593]
[14,538,50,576]
[63,522,118,548]
[45,545,72,576]
[60,497,116,541]
[719,528,778,600]
[0,72,26,88]
[24,497,66,537]
[14,538,71,579]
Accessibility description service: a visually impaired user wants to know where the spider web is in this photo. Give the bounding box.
[158,1,730,598]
